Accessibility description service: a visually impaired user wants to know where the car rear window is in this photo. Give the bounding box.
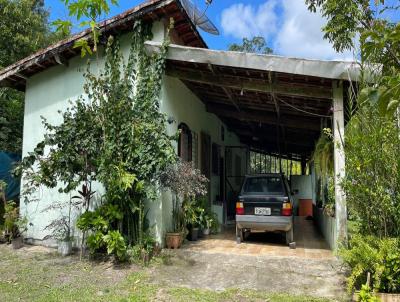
[243,176,285,195]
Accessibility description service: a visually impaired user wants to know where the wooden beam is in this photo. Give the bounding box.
[206,104,321,131]
[54,54,69,67]
[234,129,315,147]
[240,137,313,156]
[166,67,332,99]
[14,73,28,80]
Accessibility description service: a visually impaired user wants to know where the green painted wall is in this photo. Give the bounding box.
[147,76,243,242]
[20,20,243,246]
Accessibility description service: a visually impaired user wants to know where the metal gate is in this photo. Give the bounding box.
[224,146,249,223]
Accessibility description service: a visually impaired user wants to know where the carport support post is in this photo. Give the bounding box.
[333,80,347,247]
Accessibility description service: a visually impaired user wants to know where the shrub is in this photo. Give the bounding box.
[3,201,27,242]
[358,284,380,302]
[103,230,127,261]
[77,203,127,261]
[340,235,400,293]
[343,101,400,238]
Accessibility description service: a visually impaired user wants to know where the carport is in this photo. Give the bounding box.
[146,41,360,248]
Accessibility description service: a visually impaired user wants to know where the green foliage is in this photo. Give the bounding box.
[0,90,24,153]
[170,196,185,233]
[160,160,209,233]
[21,20,173,261]
[312,129,333,177]
[0,0,66,154]
[76,203,127,260]
[358,284,380,302]
[183,199,205,228]
[53,0,118,56]
[228,37,273,54]
[127,230,156,265]
[3,201,27,241]
[305,1,400,87]
[342,101,400,238]
[340,235,400,293]
[18,97,101,197]
[310,1,400,294]
[0,0,63,69]
[103,230,127,260]
[305,0,374,53]
[196,196,219,232]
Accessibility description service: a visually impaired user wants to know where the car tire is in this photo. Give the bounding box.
[285,228,294,245]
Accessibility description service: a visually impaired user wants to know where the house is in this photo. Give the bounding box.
[0,0,359,247]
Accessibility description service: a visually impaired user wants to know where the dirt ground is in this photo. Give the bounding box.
[150,247,347,301]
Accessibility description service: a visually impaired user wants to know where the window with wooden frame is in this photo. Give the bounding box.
[178,123,192,162]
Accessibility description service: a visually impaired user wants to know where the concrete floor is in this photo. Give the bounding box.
[182,216,334,260]
[150,217,348,300]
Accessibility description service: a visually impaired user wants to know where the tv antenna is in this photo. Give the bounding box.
[180,0,220,35]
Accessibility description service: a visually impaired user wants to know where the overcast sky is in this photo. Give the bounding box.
[44,0,397,61]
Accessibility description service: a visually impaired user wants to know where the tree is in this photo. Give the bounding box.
[305,0,399,69]
[306,1,400,238]
[228,36,273,54]
[53,0,118,56]
[0,0,66,154]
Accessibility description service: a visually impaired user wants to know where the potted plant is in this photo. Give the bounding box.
[42,197,76,256]
[44,217,73,256]
[3,201,27,249]
[210,212,221,234]
[202,214,213,236]
[165,196,185,249]
[184,200,204,241]
[160,160,209,245]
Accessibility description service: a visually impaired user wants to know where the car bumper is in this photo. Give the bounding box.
[236,215,293,232]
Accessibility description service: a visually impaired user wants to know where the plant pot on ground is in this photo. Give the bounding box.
[197,227,204,238]
[183,200,204,242]
[188,226,199,241]
[11,236,23,249]
[159,160,209,245]
[165,195,185,249]
[58,240,73,256]
[4,201,28,249]
[165,232,183,249]
[201,213,215,236]
[42,197,76,257]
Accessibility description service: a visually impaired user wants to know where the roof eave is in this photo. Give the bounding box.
[0,0,208,90]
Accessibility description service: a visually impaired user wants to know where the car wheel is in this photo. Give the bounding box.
[285,228,294,245]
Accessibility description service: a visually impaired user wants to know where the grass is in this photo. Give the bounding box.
[0,244,336,302]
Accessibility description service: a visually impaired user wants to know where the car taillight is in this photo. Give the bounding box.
[236,202,244,215]
[282,202,292,216]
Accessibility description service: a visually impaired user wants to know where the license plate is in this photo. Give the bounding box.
[254,207,271,216]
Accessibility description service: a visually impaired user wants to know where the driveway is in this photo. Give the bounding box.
[149,217,348,301]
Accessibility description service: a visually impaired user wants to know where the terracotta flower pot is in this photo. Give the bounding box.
[165,232,182,249]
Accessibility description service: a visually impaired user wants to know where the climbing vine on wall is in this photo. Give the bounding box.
[20,20,176,260]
